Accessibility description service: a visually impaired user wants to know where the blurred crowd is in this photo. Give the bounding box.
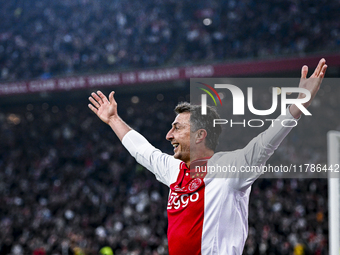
[0,91,179,255]
[1,0,340,81]
[0,82,339,254]
[1,0,340,254]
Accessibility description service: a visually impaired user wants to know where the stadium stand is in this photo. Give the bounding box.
[0,82,338,254]
[0,0,340,81]
[1,0,340,254]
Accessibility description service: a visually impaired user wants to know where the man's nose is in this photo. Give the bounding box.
[166,129,173,141]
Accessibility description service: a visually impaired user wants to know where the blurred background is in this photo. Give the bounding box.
[1,0,340,254]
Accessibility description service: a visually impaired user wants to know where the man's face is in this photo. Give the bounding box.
[166,112,191,164]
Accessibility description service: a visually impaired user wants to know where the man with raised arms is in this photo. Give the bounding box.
[88,59,327,255]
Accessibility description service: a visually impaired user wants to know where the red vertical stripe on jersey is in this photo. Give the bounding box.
[167,159,209,255]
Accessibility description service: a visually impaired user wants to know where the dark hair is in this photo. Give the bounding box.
[174,102,222,151]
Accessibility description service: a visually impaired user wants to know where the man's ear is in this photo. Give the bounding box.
[195,129,207,144]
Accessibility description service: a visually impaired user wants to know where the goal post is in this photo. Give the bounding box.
[327,131,340,255]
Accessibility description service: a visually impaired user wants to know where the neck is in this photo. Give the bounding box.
[186,149,214,168]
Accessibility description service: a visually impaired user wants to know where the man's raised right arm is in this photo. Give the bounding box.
[88,91,181,186]
[88,90,131,141]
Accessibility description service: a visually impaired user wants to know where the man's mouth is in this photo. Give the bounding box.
[172,143,179,150]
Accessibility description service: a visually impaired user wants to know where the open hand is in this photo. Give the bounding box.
[289,58,327,119]
[88,91,118,124]
[298,58,327,108]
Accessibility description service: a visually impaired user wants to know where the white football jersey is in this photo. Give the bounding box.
[122,108,297,255]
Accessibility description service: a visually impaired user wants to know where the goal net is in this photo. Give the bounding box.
[328,131,340,255]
